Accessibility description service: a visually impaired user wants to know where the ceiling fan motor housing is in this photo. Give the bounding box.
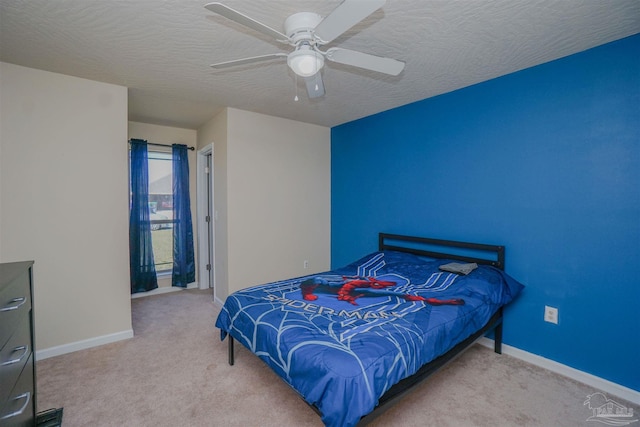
[284,12,323,45]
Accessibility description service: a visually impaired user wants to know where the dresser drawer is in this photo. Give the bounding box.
[0,270,32,349]
[0,315,32,406]
[0,354,35,427]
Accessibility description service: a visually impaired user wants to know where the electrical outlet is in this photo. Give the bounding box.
[303,260,309,269]
[544,305,558,324]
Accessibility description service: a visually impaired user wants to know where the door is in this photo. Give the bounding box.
[197,144,215,294]
[205,152,214,289]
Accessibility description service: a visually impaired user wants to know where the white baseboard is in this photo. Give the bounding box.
[131,282,199,299]
[39,285,205,360]
[213,295,224,307]
[478,337,640,405]
[36,329,134,361]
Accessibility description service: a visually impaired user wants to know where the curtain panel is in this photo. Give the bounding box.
[129,139,158,293]
[172,144,196,287]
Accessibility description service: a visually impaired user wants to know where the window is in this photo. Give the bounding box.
[129,139,195,292]
[147,151,174,272]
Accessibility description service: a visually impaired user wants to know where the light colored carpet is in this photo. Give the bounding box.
[36,289,637,426]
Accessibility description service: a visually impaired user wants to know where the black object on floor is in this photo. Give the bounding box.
[36,408,63,427]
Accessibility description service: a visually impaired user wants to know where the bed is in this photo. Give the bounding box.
[215,233,524,426]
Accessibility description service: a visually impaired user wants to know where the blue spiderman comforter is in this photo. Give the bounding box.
[215,251,524,427]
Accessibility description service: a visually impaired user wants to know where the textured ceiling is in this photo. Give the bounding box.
[1,0,639,129]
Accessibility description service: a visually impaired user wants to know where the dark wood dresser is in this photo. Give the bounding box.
[0,261,36,427]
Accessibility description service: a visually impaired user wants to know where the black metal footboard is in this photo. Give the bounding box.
[357,306,504,425]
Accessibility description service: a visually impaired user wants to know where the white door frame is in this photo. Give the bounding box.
[196,144,215,295]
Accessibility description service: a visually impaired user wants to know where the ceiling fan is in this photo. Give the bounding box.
[205,0,405,99]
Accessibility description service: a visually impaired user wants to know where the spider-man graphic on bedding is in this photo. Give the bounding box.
[300,275,465,306]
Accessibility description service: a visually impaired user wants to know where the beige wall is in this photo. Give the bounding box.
[201,108,331,297]
[197,109,229,300]
[128,121,198,290]
[0,61,330,355]
[227,108,331,291]
[0,62,131,352]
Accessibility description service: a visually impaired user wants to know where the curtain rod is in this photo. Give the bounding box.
[129,139,195,151]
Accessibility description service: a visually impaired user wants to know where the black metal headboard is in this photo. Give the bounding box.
[379,233,505,270]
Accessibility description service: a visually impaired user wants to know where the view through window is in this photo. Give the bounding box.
[148,151,173,272]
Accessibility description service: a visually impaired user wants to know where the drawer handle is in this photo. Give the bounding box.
[0,391,31,420]
[0,297,26,312]
[1,345,29,366]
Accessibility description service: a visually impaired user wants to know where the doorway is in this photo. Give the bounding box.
[197,144,215,298]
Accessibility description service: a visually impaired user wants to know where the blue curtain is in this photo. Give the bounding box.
[129,139,158,293]
[172,144,195,287]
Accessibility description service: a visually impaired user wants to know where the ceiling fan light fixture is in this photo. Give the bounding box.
[288,48,324,77]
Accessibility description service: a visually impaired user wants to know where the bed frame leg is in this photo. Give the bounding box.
[494,321,503,354]
[228,336,235,366]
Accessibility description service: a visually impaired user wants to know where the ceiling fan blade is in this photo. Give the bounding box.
[325,47,404,76]
[313,0,386,44]
[211,53,287,69]
[305,73,325,98]
[205,2,289,42]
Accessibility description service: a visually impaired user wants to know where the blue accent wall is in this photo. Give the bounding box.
[331,35,640,391]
